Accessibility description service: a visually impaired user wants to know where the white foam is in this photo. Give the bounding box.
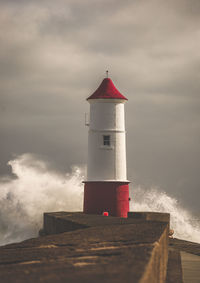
[0,154,84,246]
[0,154,199,245]
[131,187,200,243]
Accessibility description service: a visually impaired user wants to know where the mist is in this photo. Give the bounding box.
[0,0,200,216]
[0,154,199,246]
[0,154,84,246]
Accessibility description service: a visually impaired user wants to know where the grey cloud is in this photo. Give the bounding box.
[0,0,200,215]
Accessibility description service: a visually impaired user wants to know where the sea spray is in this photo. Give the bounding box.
[0,154,200,245]
[131,187,200,243]
[0,154,84,246]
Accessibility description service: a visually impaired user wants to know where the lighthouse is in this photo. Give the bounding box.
[83,75,129,218]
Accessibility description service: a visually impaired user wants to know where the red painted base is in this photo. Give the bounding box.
[83,182,130,218]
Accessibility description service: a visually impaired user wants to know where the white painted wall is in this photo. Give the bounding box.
[87,99,128,181]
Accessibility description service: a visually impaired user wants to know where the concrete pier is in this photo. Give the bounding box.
[0,212,199,282]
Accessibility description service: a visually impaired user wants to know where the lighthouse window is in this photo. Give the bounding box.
[103,135,110,146]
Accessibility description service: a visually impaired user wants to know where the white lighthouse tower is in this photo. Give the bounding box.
[83,75,129,217]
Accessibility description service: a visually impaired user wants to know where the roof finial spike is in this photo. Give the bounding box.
[106,70,109,78]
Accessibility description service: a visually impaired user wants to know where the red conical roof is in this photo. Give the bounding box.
[87,78,128,100]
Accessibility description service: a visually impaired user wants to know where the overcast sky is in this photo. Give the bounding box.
[0,0,200,215]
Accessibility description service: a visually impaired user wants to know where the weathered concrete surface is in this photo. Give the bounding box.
[167,238,200,283]
[128,212,170,223]
[166,248,183,283]
[169,238,200,256]
[169,238,200,283]
[181,251,200,283]
[42,211,170,236]
[0,215,169,283]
